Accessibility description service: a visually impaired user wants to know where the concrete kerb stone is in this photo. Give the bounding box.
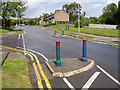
[45,59,94,77]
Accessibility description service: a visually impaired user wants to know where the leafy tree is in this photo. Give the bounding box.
[29,20,36,25]
[0,1,27,27]
[113,1,120,24]
[89,17,99,24]
[43,13,48,21]
[100,3,117,24]
[62,2,82,22]
[74,15,84,28]
[103,3,117,13]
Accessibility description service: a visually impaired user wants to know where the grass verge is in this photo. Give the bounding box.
[45,24,119,37]
[2,59,30,88]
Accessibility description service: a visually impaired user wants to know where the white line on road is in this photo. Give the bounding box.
[97,65,120,86]
[81,72,100,90]
[22,34,26,55]
[22,34,23,39]
[18,34,21,39]
[17,46,48,61]
[63,78,75,90]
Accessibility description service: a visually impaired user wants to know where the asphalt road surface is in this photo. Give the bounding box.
[3,26,119,89]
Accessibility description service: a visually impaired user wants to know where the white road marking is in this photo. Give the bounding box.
[81,72,100,89]
[17,46,48,61]
[97,65,120,86]
[18,34,21,39]
[22,34,23,39]
[22,34,26,55]
[63,78,75,90]
[24,31,26,34]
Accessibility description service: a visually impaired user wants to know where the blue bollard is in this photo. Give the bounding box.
[82,39,87,62]
[56,41,61,66]
[62,29,64,35]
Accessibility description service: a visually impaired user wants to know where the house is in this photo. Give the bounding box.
[39,10,69,25]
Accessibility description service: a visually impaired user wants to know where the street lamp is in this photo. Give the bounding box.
[78,1,80,34]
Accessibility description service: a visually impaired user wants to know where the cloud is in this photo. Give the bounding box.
[24,0,119,18]
[24,2,66,18]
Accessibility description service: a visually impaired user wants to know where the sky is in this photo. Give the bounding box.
[24,0,119,18]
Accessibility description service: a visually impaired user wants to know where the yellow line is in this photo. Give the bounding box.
[30,52,52,90]
[0,45,43,89]
[27,53,43,88]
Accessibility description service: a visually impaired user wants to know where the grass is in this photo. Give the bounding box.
[0,29,10,33]
[46,29,94,39]
[44,24,119,37]
[16,31,23,34]
[2,59,30,88]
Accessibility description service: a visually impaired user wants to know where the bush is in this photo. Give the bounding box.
[10,26,15,29]
[51,22,56,25]
[74,20,84,28]
[74,16,84,28]
[18,28,23,31]
[43,23,50,27]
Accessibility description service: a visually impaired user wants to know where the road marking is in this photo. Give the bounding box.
[17,46,48,61]
[81,72,100,89]
[0,45,43,88]
[22,34,23,39]
[63,78,75,90]
[16,46,52,89]
[97,65,120,86]
[22,33,26,55]
[18,34,21,39]
[27,53,43,88]
[28,52,52,89]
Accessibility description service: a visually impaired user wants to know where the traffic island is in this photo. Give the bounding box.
[45,58,94,77]
[52,34,67,38]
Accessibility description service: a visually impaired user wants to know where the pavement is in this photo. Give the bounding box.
[45,58,94,77]
[44,27,119,46]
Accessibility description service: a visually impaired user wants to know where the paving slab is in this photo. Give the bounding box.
[45,58,94,77]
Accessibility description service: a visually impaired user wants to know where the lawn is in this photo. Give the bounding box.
[46,24,119,37]
[2,59,30,88]
[0,29,10,33]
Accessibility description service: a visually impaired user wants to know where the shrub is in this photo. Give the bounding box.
[74,16,84,28]
[43,23,50,27]
[18,28,23,31]
[51,22,56,25]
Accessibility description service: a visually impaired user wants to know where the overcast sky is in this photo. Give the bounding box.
[24,0,119,18]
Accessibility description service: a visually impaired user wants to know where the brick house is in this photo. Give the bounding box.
[39,10,69,25]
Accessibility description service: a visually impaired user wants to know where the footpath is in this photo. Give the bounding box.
[43,27,119,46]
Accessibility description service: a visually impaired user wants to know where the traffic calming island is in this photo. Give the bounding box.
[45,39,94,77]
[52,29,67,38]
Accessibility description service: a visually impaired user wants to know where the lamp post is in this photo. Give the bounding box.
[78,1,80,34]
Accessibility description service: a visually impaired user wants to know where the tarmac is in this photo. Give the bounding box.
[45,58,94,77]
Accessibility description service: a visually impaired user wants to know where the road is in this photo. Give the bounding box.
[3,26,119,89]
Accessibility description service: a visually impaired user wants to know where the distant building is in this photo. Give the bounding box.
[38,10,69,25]
[19,18,35,21]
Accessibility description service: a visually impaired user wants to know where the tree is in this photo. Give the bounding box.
[74,15,84,28]
[100,3,118,24]
[62,2,82,22]
[0,1,27,27]
[113,1,120,24]
[103,3,117,13]
[43,13,48,21]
